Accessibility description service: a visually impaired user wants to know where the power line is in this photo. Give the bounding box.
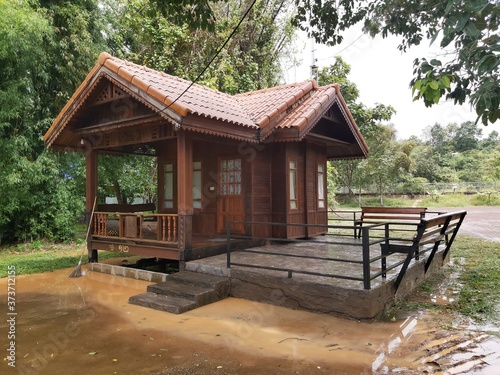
[163,0,257,113]
[317,33,365,61]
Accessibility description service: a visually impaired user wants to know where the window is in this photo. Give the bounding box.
[289,160,298,209]
[220,159,242,196]
[317,164,325,209]
[193,161,202,209]
[163,163,174,209]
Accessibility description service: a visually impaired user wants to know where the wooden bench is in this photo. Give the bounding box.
[380,210,467,290]
[96,203,156,213]
[354,206,427,238]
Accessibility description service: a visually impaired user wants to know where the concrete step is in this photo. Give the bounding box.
[167,271,230,298]
[147,280,221,306]
[128,292,196,314]
[129,271,230,314]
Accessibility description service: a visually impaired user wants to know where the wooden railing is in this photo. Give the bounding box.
[93,212,178,243]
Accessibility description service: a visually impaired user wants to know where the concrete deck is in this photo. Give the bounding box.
[186,237,450,320]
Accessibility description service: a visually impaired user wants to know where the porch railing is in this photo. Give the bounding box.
[225,220,442,290]
[92,212,178,243]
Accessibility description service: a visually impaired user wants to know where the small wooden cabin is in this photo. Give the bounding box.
[44,52,368,266]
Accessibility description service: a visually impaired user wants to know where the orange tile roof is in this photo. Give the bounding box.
[44,52,367,156]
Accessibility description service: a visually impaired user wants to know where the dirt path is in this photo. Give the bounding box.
[1,268,499,375]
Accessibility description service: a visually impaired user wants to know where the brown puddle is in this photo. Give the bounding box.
[1,268,499,374]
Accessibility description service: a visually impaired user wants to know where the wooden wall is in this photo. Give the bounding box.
[156,135,327,241]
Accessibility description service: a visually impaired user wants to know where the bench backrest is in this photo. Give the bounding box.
[96,203,156,213]
[389,210,466,290]
[360,206,427,221]
[416,210,467,248]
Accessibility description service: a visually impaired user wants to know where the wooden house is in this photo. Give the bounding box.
[44,52,368,267]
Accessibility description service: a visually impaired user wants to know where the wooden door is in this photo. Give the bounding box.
[218,158,245,235]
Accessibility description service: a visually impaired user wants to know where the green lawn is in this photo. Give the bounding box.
[0,240,127,278]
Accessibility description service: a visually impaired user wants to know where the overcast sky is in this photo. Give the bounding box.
[284,28,499,140]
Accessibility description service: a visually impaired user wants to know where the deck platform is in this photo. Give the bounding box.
[186,238,450,320]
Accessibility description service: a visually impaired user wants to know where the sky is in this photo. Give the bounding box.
[284,28,499,140]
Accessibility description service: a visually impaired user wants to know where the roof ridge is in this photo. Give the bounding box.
[234,79,316,97]
[99,52,249,122]
[99,52,236,101]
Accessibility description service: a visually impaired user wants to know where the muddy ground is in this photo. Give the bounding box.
[1,206,499,374]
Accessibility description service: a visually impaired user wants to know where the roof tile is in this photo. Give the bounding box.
[44,52,367,157]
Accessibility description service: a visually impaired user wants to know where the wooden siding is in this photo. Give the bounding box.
[305,141,328,236]
[249,145,272,238]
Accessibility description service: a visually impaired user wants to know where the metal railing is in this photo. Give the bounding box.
[93,212,178,243]
[225,220,417,290]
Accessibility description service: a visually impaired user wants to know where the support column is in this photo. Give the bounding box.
[176,130,193,266]
[86,147,98,262]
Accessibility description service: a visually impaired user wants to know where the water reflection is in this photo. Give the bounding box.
[372,316,419,373]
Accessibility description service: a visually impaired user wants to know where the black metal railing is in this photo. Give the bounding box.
[225,220,414,290]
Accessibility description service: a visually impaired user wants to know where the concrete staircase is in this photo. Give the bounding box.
[128,271,230,314]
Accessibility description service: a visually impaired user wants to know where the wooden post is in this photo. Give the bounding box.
[176,129,193,266]
[86,146,98,262]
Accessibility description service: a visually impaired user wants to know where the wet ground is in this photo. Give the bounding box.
[1,205,499,374]
[1,267,500,375]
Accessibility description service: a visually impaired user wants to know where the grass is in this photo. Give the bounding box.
[385,236,500,330]
[0,239,128,278]
[337,193,500,208]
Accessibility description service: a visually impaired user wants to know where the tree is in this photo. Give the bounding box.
[317,57,395,202]
[0,0,104,243]
[106,0,296,94]
[453,121,482,152]
[294,0,499,126]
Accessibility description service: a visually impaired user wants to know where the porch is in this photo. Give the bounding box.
[89,208,263,261]
[185,235,450,320]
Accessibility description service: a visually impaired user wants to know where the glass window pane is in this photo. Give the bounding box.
[228,159,234,171]
[164,168,173,200]
[193,170,201,200]
[193,161,201,170]
[235,159,241,170]
[290,170,297,200]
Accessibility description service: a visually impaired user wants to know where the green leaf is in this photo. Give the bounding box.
[440,75,451,88]
[444,0,455,14]
[456,16,469,32]
[430,59,442,67]
[429,81,439,90]
[464,21,481,39]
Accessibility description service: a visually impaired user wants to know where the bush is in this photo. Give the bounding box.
[0,152,83,244]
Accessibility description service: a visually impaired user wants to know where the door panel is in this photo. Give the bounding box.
[218,158,245,234]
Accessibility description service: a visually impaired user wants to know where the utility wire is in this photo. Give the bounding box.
[317,33,364,61]
[163,0,257,113]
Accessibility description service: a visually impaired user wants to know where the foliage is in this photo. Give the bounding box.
[0,1,87,243]
[317,57,396,204]
[106,0,296,94]
[0,150,83,243]
[98,154,157,204]
[294,0,500,126]
[317,57,395,137]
